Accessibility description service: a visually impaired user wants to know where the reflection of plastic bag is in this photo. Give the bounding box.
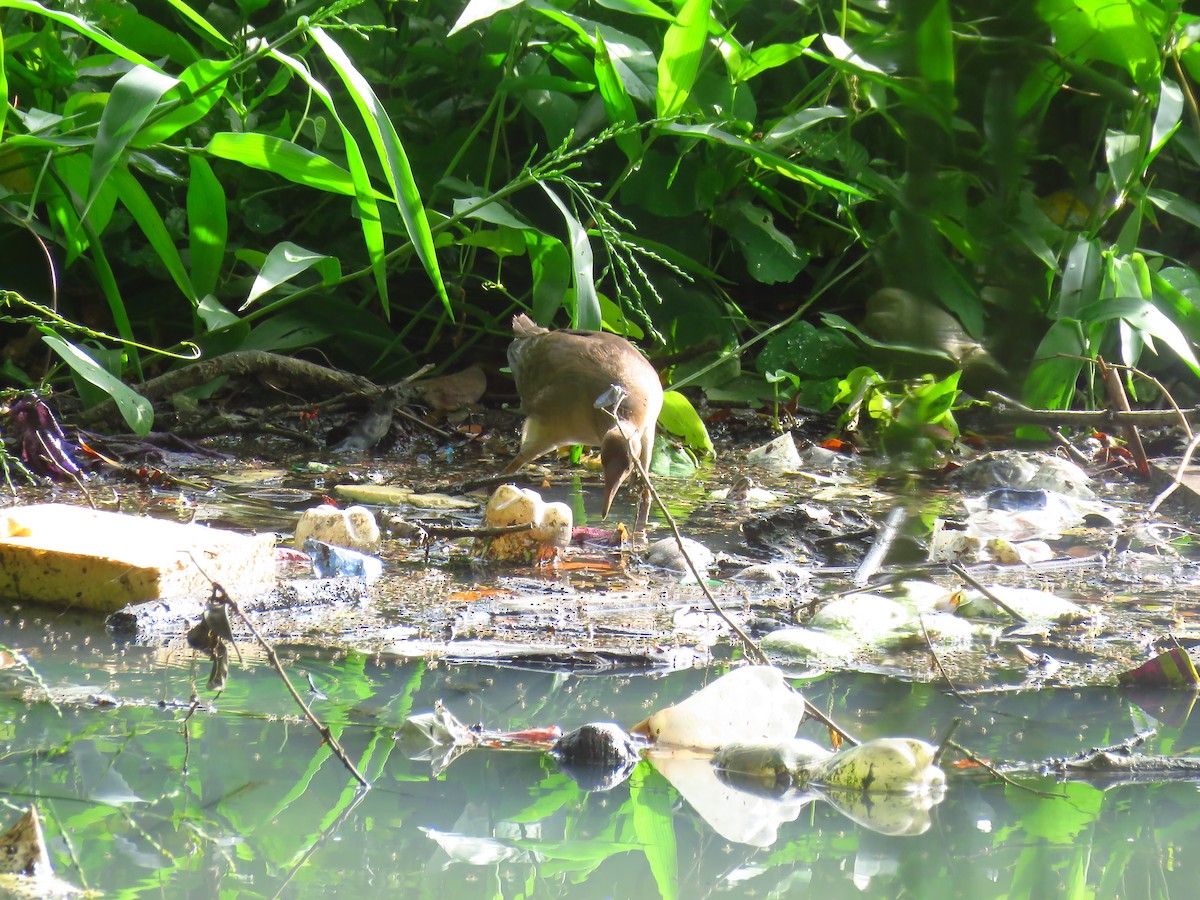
[631,666,806,750]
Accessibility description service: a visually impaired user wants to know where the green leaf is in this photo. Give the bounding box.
[593,0,673,22]
[0,26,7,144]
[1081,295,1200,375]
[1034,0,1160,90]
[206,132,369,197]
[821,33,886,75]
[109,166,194,303]
[42,335,153,435]
[649,436,698,477]
[1146,188,1200,229]
[244,242,342,308]
[458,226,526,258]
[0,0,160,69]
[656,0,711,119]
[187,155,227,299]
[525,231,571,323]
[762,105,845,147]
[310,27,449,316]
[162,0,232,50]
[1023,318,1086,410]
[1058,236,1103,318]
[87,66,179,218]
[665,123,868,197]
[1147,79,1183,168]
[94,0,197,67]
[1104,130,1141,191]
[734,37,817,81]
[629,766,678,900]
[196,295,240,331]
[270,49,390,312]
[595,36,640,161]
[757,320,862,379]
[913,0,956,124]
[454,196,534,230]
[538,182,600,330]
[715,199,808,284]
[599,294,644,338]
[658,390,713,456]
[449,0,527,36]
[134,58,233,147]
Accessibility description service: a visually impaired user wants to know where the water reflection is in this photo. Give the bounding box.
[0,616,1193,897]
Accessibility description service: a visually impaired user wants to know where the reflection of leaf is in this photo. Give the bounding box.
[630,764,679,900]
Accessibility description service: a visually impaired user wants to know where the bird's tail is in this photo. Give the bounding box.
[512,313,548,337]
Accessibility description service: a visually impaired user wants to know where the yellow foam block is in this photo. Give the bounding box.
[0,504,277,612]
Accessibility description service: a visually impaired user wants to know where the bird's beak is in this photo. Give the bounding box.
[600,430,636,519]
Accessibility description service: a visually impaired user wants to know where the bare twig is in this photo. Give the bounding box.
[1097,356,1149,476]
[601,393,860,747]
[948,740,1063,797]
[931,718,961,767]
[918,616,975,709]
[948,563,1028,624]
[1145,429,1200,520]
[206,582,368,787]
[853,504,906,586]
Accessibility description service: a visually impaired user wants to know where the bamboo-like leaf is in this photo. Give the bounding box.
[187,156,227,299]
[734,38,816,81]
[1104,129,1140,191]
[1147,79,1183,169]
[87,66,179,218]
[526,232,571,323]
[244,242,342,308]
[449,0,527,36]
[1023,318,1086,411]
[0,27,7,144]
[656,0,710,119]
[134,58,234,148]
[1082,295,1200,374]
[594,37,640,160]
[1146,188,1200,229]
[162,0,232,50]
[538,183,600,330]
[821,33,885,75]
[42,335,154,436]
[594,0,673,21]
[913,0,955,123]
[665,123,868,197]
[270,48,390,311]
[629,766,678,900]
[1059,236,1102,318]
[0,0,160,69]
[109,166,194,303]
[206,132,369,197]
[310,27,449,316]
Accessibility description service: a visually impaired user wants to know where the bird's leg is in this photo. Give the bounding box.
[634,484,651,535]
[597,384,654,537]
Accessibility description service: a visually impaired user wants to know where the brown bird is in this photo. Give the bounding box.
[503,313,663,529]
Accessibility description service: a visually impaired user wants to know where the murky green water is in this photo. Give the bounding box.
[1,606,1197,898]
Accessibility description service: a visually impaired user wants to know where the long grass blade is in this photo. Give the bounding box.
[310,27,449,316]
